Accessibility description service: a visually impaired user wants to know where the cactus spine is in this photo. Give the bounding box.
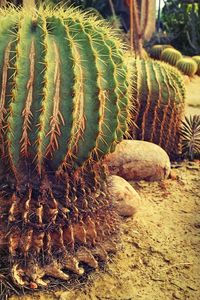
[192,56,200,75]
[0,7,132,292]
[130,59,185,157]
[176,57,198,76]
[160,48,182,66]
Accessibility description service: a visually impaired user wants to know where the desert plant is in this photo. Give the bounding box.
[0,6,132,294]
[150,44,173,60]
[180,114,200,160]
[192,55,200,75]
[160,48,182,66]
[176,57,197,76]
[130,59,185,158]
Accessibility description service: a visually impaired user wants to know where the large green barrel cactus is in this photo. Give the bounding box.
[176,57,197,76]
[0,6,132,293]
[130,59,185,157]
[160,48,182,66]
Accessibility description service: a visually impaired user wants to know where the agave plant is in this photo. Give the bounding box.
[0,5,132,294]
[180,115,200,160]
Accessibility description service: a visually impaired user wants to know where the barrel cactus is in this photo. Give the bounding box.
[150,44,173,60]
[192,56,200,75]
[0,6,132,294]
[160,48,182,66]
[130,59,185,158]
[176,57,197,76]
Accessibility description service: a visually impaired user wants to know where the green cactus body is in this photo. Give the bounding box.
[150,44,173,60]
[130,59,185,157]
[176,57,198,76]
[160,48,182,66]
[192,56,200,75]
[0,7,132,291]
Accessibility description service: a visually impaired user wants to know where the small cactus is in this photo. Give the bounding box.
[180,115,200,160]
[130,59,185,158]
[0,6,132,292]
[192,56,200,75]
[176,57,198,76]
[150,44,173,60]
[160,48,182,66]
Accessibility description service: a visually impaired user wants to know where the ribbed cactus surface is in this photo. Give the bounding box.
[0,7,132,292]
[0,7,131,177]
[176,57,197,76]
[160,48,182,66]
[192,56,200,75]
[130,59,185,157]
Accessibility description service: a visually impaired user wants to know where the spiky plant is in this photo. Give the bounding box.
[192,56,200,75]
[150,44,173,60]
[180,115,200,160]
[130,59,185,158]
[0,6,132,294]
[176,57,198,76]
[160,48,182,66]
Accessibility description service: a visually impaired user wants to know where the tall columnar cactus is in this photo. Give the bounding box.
[0,7,132,293]
[192,56,200,75]
[130,59,185,157]
[176,57,198,76]
[160,48,182,66]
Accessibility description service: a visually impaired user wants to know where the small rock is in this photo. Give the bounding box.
[104,140,171,181]
[107,175,141,217]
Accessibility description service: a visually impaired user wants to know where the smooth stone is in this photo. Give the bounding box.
[107,175,141,217]
[104,140,171,181]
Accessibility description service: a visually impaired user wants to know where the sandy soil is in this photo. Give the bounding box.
[9,75,200,300]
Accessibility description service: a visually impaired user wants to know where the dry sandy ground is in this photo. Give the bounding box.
[10,77,200,300]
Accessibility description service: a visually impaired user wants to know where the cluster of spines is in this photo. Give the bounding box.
[0,164,119,286]
[176,57,197,76]
[130,59,185,157]
[0,7,132,179]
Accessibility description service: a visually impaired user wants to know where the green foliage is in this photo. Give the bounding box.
[176,57,197,76]
[0,6,132,177]
[130,59,185,158]
[160,48,182,66]
[161,0,200,55]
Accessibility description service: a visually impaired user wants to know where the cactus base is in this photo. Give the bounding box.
[0,165,119,291]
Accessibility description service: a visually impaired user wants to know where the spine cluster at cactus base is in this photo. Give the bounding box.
[0,6,132,293]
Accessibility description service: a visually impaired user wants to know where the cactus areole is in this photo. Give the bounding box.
[0,7,131,292]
